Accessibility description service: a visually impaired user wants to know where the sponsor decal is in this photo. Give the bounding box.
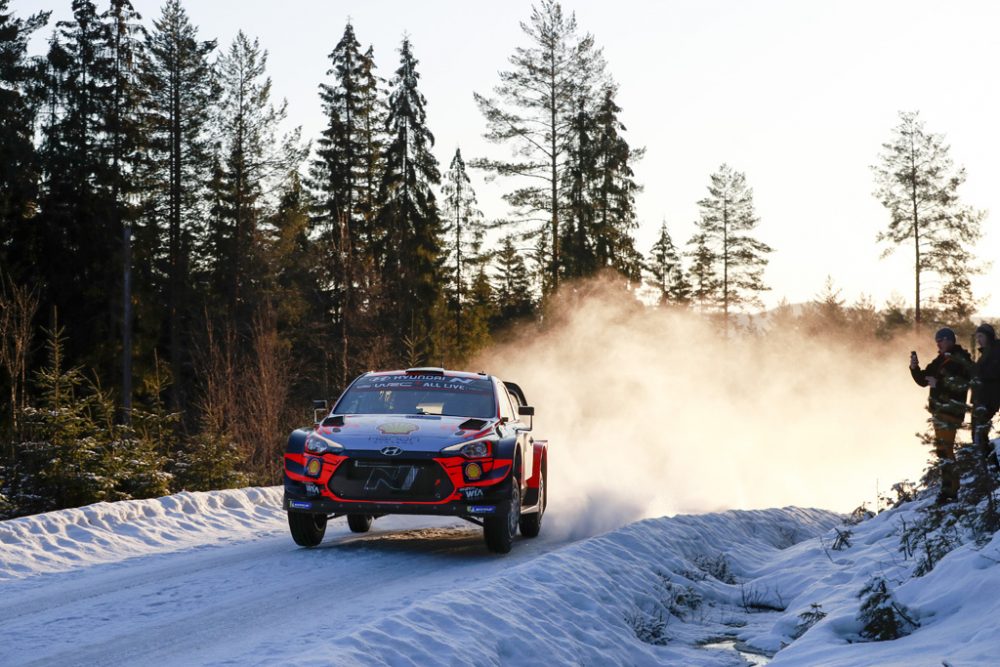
[378,422,419,436]
[464,462,483,481]
[289,500,312,510]
[468,505,496,514]
[461,486,484,500]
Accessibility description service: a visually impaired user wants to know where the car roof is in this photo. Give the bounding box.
[364,368,493,382]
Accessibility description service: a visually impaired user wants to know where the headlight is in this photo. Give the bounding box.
[441,437,493,459]
[306,432,344,455]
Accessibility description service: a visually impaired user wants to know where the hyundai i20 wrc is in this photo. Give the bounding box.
[282,368,548,553]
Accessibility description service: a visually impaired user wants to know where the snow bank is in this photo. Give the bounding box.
[294,507,840,666]
[0,487,284,581]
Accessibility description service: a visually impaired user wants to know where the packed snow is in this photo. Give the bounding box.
[1,486,999,665]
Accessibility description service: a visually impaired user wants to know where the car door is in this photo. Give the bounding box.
[499,382,532,485]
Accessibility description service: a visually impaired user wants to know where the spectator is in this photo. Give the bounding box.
[910,327,973,503]
[971,323,1000,469]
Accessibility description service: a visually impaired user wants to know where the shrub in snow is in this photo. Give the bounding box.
[625,608,669,646]
[831,527,852,550]
[740,583,786,613]
[857,576,918,641]
[693,553,737,584]
[878,480,917,512]
[791,603,826,639]
[654,571,703,620]
[845,503,875,525]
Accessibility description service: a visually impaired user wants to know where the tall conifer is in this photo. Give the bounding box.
[377,37,442,363]
[139,0,216,410]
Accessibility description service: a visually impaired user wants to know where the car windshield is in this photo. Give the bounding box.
[334,374,496,418]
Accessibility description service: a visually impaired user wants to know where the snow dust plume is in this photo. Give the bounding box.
[473,279,932,538]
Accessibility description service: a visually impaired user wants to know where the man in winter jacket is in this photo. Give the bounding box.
[971,323,1000,469]
[910,327,973,503]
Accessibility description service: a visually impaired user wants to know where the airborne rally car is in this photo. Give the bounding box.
[282,368,548,553]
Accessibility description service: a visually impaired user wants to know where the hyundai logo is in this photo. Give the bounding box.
[380,446,403,456]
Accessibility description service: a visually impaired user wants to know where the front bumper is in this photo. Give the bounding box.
[282,491,508,518]
[283,451,513,519]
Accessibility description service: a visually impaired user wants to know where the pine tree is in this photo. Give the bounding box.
[872,111,985,326]
[688,164,772,328]
[804,276,848,336]
[0,2,49,279]
[493,235,536,325]
[441,148,487,351]
[646,221,690,306]
[687,232,720,312]
[589,85,643,280]
[209,31,303,330]
[138,0,216,411]
[35,0,118,375]
[474,0,606,290]
[310,23,384,386]
[377,37,443,363]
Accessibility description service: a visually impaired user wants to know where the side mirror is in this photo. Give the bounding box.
[313,399,328,425]
[517,405,534,431]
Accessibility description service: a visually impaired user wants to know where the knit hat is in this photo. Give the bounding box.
[935,327,956,342]
[975,323,997,342]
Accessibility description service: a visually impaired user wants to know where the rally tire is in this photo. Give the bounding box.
[347,513,373,533]
[288,512,327,547]
[519,469,545,538]
[484,476,520,554]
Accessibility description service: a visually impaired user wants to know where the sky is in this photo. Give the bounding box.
[17,0,1000,316]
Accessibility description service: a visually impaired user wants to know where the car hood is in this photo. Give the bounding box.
[314,414,497,454]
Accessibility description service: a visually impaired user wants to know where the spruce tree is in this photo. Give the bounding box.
[310,23,384,385]
[688,164,772,328]
[209,31,302,330]
[474,0,606,290]
[138,0,216,411]
[377,37,443,363]
[872,111,985,326]
[589,85,643,280]
[0,2,49,279]
[647,221,690,306]
[36,0,114,374]
[441,148,487,351]
[493,235,535,324]
[686,232,720,312]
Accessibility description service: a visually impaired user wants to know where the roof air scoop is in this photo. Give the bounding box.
[405,367,446,376]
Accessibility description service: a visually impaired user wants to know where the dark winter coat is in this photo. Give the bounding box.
[973,345,1000,417]
[911,345,973,420]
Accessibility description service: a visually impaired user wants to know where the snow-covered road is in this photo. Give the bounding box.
[0,489,574,666]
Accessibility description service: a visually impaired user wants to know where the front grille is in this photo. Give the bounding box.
[329,458,453,502]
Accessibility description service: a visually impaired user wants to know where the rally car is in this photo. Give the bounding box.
[282,368,548,553]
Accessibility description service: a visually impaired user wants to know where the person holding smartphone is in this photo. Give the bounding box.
[909,327,973,504]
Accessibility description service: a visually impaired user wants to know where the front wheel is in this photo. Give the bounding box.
[347,513,373,533]
[484,477,520,554]
[288,512,327,547]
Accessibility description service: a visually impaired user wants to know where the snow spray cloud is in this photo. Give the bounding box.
[472,278,930,539]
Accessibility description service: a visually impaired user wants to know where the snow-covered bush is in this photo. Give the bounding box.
[857,576,918,641]
[791,603,826,639]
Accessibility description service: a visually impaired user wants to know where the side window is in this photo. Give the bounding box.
[497,382,514,420]
[503,387,520,421]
